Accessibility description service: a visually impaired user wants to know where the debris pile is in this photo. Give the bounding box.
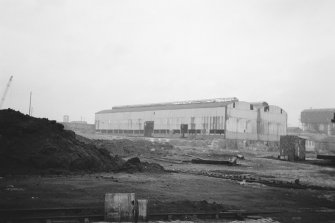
[120,157,165,173]
[149,200,231,213]
[0,109,122,174]
[191,157,237,165]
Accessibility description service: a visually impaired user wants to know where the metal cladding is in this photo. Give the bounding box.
[95,98,287,142]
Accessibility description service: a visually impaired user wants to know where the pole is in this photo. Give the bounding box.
[29,91,32,116]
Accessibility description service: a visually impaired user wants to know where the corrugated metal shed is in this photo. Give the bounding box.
[95,98,287,141]
[280,135,306,161]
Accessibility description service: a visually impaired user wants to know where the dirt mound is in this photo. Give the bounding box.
[0,109,123,174]
[119,157,165,173]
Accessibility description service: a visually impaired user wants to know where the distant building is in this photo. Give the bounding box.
[62,121,95,134]
[70,121,87,124]
[287,132,335,155]
[287,127,303,135]
[63,115,69,123]
[301,109,335,135]
[95,98,287,142]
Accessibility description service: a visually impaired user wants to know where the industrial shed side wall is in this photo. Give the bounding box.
[95,101,287,142]
[95,106,227,134]
[258,105,287,141]
[225,101,258,140]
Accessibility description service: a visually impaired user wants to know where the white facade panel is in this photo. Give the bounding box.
[225,101,258,140]
[258,105,287,141]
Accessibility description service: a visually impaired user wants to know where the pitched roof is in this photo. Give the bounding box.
[96,98,238,114]
[301,108,335,123]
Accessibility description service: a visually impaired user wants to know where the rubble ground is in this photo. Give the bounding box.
[1,123,335,222]
[1,172,334,222]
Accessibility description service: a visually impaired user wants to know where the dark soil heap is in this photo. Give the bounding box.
[0,109,123,174]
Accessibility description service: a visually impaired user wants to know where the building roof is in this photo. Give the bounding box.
[249,101,269,109]
[301,108,335,124]
[96,97,239,114]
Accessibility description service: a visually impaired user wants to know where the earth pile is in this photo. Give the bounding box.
[0,109,123,174]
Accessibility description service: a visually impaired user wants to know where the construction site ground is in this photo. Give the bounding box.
[1,133,335,223]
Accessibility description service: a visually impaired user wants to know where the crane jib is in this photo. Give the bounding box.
[0,75,13,109]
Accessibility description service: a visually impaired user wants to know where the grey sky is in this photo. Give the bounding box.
[1,0,334,126]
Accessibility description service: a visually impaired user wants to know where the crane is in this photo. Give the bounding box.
[0,75,13,109]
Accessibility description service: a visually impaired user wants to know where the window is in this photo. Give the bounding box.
[233,102,235,108]
[173,129,181,134]
[189,129,196,134]
[250,105,254,110]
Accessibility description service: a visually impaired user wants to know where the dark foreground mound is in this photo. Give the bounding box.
[0,109,123,174]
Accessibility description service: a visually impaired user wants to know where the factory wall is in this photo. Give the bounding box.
[258,105,287,141]
[96,106,226,134]
[95,101,287,142]
[225,101,258,140]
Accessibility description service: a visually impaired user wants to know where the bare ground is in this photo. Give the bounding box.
[1,134,335,223]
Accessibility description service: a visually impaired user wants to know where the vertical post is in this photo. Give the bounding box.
[224,106,230,149]
[224,106,228,139]
[257,108,261,141]
[29,91,32,116]
[137,199,148,222]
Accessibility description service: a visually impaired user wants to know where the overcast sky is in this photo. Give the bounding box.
[1,0,334,126]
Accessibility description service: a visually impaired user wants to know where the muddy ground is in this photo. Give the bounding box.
[1,133,335,222]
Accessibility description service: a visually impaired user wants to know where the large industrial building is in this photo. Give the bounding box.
[95,98,287,141]
[301,108,335,135]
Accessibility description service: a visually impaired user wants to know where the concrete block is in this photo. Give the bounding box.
[137,199,148,222]
[104,193,136,222]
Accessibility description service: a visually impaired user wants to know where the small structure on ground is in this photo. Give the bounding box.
[105,193,147,222]
[279,135,306,161]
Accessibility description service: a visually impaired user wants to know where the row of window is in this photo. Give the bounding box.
[99,118,225,130]
[233,102,282,113]
[97,129,225,135]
